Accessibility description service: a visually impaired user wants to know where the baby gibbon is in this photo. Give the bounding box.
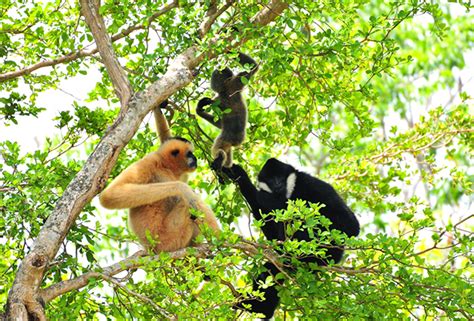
[99,101,219,252]
[197,52,258,171]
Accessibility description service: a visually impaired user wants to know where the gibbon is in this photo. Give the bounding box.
[196,52,258,171]
[99,100,220,252]
[223,158,360,319]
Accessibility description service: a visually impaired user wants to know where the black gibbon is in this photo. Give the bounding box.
[223,158,360,319]
[196,52,258,171]
[99,100,220,253]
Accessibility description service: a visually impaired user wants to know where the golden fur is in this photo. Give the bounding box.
[100,106,219,252]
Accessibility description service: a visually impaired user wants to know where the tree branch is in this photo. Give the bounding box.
[198,0,236,38]
[251,0,288,26]
[40,242,282,303]
[0,1,178,83]
[79,0,132,107]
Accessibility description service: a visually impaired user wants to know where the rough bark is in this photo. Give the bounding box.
[5,1,288,320]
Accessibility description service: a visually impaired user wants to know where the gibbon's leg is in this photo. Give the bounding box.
[223,146,233,168]
[196,98,222,129]
[158,201,197,252]
[100,181,195,210]
[234,262,281,319]
[187,196,220,233]
[211,136,233,171]
[200,205,220,232]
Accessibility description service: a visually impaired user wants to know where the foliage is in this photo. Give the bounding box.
[1,1,473,320]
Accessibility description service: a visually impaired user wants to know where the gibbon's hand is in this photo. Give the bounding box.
[159,99,168,109]
[177,182,198,204]
[196,97,214,112]
[222,164,245,181]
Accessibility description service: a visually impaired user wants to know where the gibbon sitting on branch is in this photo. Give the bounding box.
[100,100,220,252]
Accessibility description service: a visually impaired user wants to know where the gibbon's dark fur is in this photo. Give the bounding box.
[223,158,359,319]
[196,52,258,171]
[99,100,220,252]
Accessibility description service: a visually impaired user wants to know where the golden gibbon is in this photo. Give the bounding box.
[99,100,220,252]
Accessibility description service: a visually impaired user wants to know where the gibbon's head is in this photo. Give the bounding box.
[257,158,297,199]
[211,67,233,93]
[159,137,197,174]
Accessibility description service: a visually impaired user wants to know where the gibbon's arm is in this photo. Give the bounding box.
[196,97,222,129]
[222,164,260,212]
[154,107,171,143]
[235,52,258,83]
[100,158,194,209]
[223,165,285,240]
[100,181,192,209]
[329,203,360,237]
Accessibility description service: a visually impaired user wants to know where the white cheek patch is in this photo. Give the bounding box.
[257,181,273,193]
[286,173,296,199]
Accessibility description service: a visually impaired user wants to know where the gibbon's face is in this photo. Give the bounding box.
[257,158,297,199]
[160,138,197,173]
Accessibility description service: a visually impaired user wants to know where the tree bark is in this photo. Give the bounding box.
[80,0,132,107]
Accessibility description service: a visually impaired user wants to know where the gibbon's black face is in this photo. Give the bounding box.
[211,67,234,93]
[186,150,197,169]
[257,158,297,199]
[162,138,197,172]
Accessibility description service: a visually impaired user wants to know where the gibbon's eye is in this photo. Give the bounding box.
[171,149,180,157]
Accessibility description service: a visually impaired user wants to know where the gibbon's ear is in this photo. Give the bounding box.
[171,149,180,157]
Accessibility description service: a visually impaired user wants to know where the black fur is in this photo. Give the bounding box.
[223,158,360,319]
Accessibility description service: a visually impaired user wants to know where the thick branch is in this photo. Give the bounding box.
[252,0,288,26]
[40,242,281,303]
[198,0,236,38]
[6,2,288,319]
[80,0,132,107]
[0,1,178,83]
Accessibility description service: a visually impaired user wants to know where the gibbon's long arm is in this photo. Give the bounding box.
[223,165,285,240]
[223,165,259,212]
[100,181,189,209]
[154,100,172,143]
[234,52,258,84]
[196,97,222,129]
[100,157,192,209]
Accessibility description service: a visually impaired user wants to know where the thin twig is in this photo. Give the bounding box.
[0,1,178,83]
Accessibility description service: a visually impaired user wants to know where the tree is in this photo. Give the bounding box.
[1,1,472,320]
